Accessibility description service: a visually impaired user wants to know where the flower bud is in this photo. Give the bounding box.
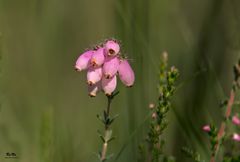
[233,133,240,142]
[88,81,101,97]
[118,59,135,87]
[152,112,157,119]
[90,48,105,67]
[155,125,160,132]
[202,125,211,132]
[87,67,102,85]
[103,56,120,79]
[102,75,117,96]
[105,40,120,56]
[75,50,94,71]
[232,115,240,125]
[149,103,155,109]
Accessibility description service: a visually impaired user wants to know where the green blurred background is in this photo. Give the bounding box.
[0,0,240,161]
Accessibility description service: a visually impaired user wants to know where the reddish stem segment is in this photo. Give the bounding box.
[210,89,235,162]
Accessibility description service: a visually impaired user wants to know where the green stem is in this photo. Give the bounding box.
[100,95,113,161]
[105,96,112,129]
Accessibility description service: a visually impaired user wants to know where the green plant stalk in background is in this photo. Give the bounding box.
[181,147,203,162]
[139,52,179,162]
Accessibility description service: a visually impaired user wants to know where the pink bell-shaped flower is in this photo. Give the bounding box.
[105,40,120,56]
[102,75,117,96]
[233,133,240,142]
[232,115,240,125]
[118,59,135,87]
[90,47,105,67]
[75,50,94,71]
[88,81,101,97]
[87,67,102,85]
[103,56,120,79]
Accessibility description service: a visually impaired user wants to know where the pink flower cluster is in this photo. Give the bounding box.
[75,40,135,97]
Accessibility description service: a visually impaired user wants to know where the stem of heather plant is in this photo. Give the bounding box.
[98,92,120,162]
[100,96,112,161]
[210,89,235,162]
[210,59,240,162]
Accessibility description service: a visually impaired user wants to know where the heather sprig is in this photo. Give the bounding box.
[184,60,240,162]
[97,91,119,162]
[183,124,218,162]
[139,52,179,162]
[202,124,218,157]
[181,147,204,162]
[209,60,240,162]
[74,39,135,162]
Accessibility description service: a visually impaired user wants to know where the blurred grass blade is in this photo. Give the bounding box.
[114,112,151,161]
[40,107,54,162]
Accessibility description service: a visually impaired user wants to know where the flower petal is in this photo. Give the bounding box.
[75,50,94,71]
[87,67,102,85]
[118,59,135,87]
[103,56,120,79]
[90,48,105,67]
[88,81,101,97]
[105,40,120,56]
[102,75,117,96]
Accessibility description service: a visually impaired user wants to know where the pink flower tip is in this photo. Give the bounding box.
[90,48,105,67]
[233,133,240,142]
[102,75,117,96]
[118,59,135,87]
[87,67,102,86]
[232,115,240,125]
[105,40,120,56]
[75,50,94,71]
[88,82,101,97]
[202,125,211,132]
